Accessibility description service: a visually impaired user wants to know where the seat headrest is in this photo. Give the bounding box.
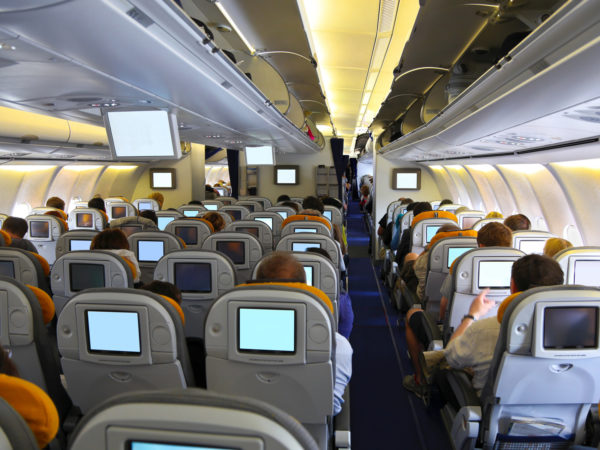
[190,217,214,232]
[0,374,59,448]
[0,230,12,246]
[26,285,55,324]
[497,291,522,323]
[29,252,50,277]
[237,281,334,315]
[428,229,478,249]
[412,211,458,227]
[118,255,138,280]
[160,295,185,325]
[282,215,332,231]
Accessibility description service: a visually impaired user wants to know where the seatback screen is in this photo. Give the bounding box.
[130,441,235,450]
[183,210,198,217]
[30,221,49,238]
[86,310,141,355]
[157,216,174,231]
[112,206,127,219]
[216,241,245,265]
[137,241,165,262]
[292,242,321,252]
[478,260,513,289]
[447,247,474,269]
[237,226,259,238]
[294,228,317,233]
[120,225,141,237]
[229,209,242,221]
[69,239,91,251]
[425,225,441,244]
[70,263,105,292]
[204,204,218,211]
[174,262,212,293]
[462,217,479,229]
[76,213,93,228]
[174,227,197,245]
[574,260,600,286]
[254,217,273,229]
[238,308,295,353]
[276,211,288,219]
[323,210,332,221]
[544,306,598,349]
[137,201,153,211]
[0,261,15,278]
[242,204,255,213]
[304,265,314,286]
[519,239,546,255]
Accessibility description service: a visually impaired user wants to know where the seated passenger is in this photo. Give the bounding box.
[359,185,370,210]
[139,209,158,225]
[90,229,141,283]
[321,196,343,209]
[277,194,290,203]
[503,213,531,231]
[255,252,352,415]
[302,195,325,213]
[188,200,203,205]
[444,254,563,393]
[87,196,106,213]
[45,196,65,211]
[394,202,433,265]
[281,201,300,214]
[389,200,416,250]
[484,211,503,219]
[149,191,164,210]
[205,185,217,200]
[203,211,225,232]
[439,199,453,207]
[1,217,38,253]
[543,237,572,257]
[44,210,68,228]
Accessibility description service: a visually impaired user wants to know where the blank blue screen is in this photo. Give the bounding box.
[157,216,174,230]
[238,308,295,352]
[447,247,474,268]
[425,225,441,243]
[87,311,140,354]
[323,211,332,221]
[294,228,317,233]
[131,443,232,450]
[204,204,218,211]
[292,242,320,252]
[183,210,198,217]
[277,211,288,219]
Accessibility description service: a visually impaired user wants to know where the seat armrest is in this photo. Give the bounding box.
[334,386,351,449]
[446,370,481,408]
[450,406,481,450]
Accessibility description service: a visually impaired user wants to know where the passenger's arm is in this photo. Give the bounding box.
[448,288,493,343]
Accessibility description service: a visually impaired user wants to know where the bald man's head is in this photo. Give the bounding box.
[256,252,306,282]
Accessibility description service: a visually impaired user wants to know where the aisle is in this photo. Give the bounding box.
[346,201,448,449]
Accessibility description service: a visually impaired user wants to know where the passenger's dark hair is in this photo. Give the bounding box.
[302,196,324,214]
[511,254,563,291]
[412,202,432,217]
[281,201,300,213]
[140,281,182,304]
[1,217,28,238]
[439,199,453,206]
[306,247,332,261]
[277,194,291,202]
[405,202,417,212]
[401,198,414,205]
[477,222,512,247]
[437,223,461,234]
[88,197,105,212]
[203,211,225,232]
[0,344,18,376]
[91,228,130,250]
[504,214,531,231]
[188,200,203,205]
[139,210,158,225]
[256,252,306,282]
[321,196,343,208]
[46,196,65,211]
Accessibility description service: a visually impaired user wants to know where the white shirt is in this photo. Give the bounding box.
[107,249,141,283]
[334,332,353,415]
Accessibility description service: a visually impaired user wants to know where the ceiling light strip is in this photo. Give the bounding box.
[215,1,256,55]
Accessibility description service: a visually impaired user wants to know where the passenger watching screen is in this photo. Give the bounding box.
[543,306,598,349]
[323,210,332,221]
[216,241,245,265]
[478,260,513,289]
[519,239,546,255]
[447,247,474,268]
[120,225,141,237]
[30,221,49,238]
[238,307,295,353]
[294,228,317,233]
[292,242,321,252]
[183,210,198,217]
[112,206,127,219]
[425,225,441,244]
[70,263,105,292]
[157,216,174,230]
[574,260,600,286]
[237,226,259,238]
[204,204,218,211]
[130,441,235,450]
[304,266,314,286]
[228,209,242,221]
[277,211,288,219]
[0,261,15,278]
[69,239,92,251]
[137,241,165,262]
[86,310,141,355]
[254,217,273,229]
[462,216,479,229]
[137,201,153,211]
[174,227,198,246]
[174,262,212,293]
[76,213,94,228]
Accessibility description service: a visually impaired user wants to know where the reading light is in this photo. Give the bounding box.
[107,165,138,171]
[215,1,256,55]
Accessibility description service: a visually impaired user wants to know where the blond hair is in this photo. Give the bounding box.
[543,237,573,258]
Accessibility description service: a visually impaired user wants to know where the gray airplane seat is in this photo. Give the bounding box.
[109,216,158,237]
[410,214,458,254]
[246,211,284,244]
[197,210,233,226]
[512,230,556,254]
[202,199,223,211]
[226,220,273,254]
[155,210,184,231]
[154,249,236,339]
[472,217,504,231]
[399,210,414,235]
[205,282,336,448]
[177,204,207,218]
[127,231,185,284]
[555,246,600,287]
[0,247,51,294]
[444,247,526,343]
[324,205,343,229]
[424,233,478,317]
[25,214,67,265]
[267,205,296,220]
[437,203,464,215]
[57,288,195,413]
[132,198,160,212]
[55,230,99,259]
[221,205,250,222]
[165,218,214,250]
[50,250,134,314]
[386,200,403,225]
[0,397,38,450]
[68,207,107,231]
[276,233,341,273]
[104,199,136,222]
[443,286,600,449]
[213,186,229,196]
[281,215,332,238]
[202,232,263,283]
[236,200,263,213]
[456,210,485,229]
[243,196,272,210]
[290,197,304,204]
[216,195,237,205]
[68,388,318,450]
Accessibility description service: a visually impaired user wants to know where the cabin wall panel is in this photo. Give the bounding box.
[443,166,476,208]
[94,166,145,202]
[464,165,516,216]
[0,167,59,217]
[356,161,373,185]
[427,168,455,201]
[49,167,105,212]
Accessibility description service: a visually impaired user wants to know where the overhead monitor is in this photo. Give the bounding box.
[203,204,218,211]
[304,265,314,286]
[477,260,513,289]
[216,241,246,265]
[254,217,273,230]
[237,226,259,238]
[276,211,288,219]
[574,260,600,286]
[137,201,153,211]
[76,212,94,228]
[274,166,299,185]
[292,242,321,252]
[294,228,317,233]
[112,206,128,219]
[120,225,141,237]
[69,239,92,252]
[392,168,421,190]
[519,239,546,255]
[238,307,295,354]
[104,109,182,160]
[174,262,212,293]
[323,210,332,221]
[182,210,198,218]
[150,168,177,190]
[245,145,275,165]
[86,310,141,356]
[228,209,242,221]
[447,247,474,269]
[29,221,49,238]
[174,227,198,246]
[157,216,175,231]
[70,263,106,292]
[137,241,165,263]
[0,261,15,278]
[425,225,441,244]
[461,216,480,229]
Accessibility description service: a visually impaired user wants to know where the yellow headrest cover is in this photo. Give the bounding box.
[412,210,458,227]
[282,214,332,231]
[428,229,478,250]
[0,374,59,448]
[118,256,138,280]
[237,281,334,315]
[497,292,522,323]
[160,295,185,325]
[29,253,50,277]
[26,285,55,325]
[0,230,12,246]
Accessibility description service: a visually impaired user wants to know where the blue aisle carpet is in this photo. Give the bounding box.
[346,202,449,449]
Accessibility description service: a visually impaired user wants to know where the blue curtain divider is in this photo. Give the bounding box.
[330,138,345,200]
[226,149,239,199]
